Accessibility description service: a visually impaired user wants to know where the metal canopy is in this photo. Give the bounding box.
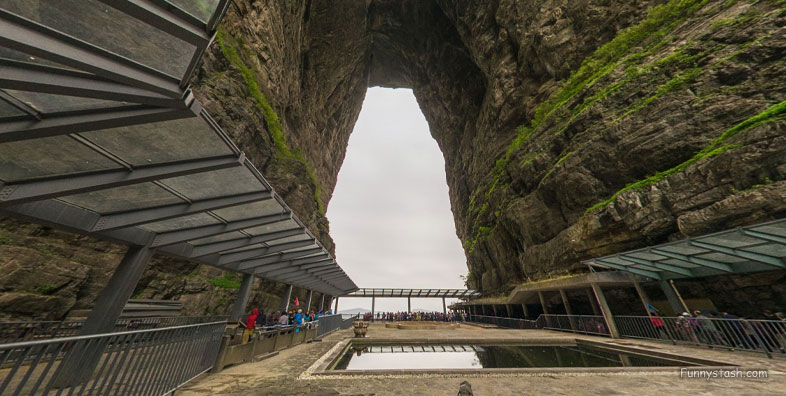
[342,288,481,298]
[584,218,786,280]
[0,0,357,296]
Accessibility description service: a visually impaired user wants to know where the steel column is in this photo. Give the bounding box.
[81,245,155,335]
[538,291,550,314]
[590,283,620,338]
[230,274,254,322]
[279,284,293,313]
[660,280,690,315]
[334,297,339,313]
[407,297,411,313]
[442,297,447,314]
[371,297,375,319]
[521,303,529,319]
[632,279,654,317]
[305,290,313,312]
[586,288,601,316]
[320,294,325,311]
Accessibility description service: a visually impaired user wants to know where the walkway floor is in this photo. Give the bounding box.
[178,323,786,395]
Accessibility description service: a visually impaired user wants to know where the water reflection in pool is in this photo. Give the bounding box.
[332,344,695,370]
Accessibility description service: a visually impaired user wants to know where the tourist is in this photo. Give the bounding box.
[242,308,259,344]
[294,309,304,332]
[278,311,289,326]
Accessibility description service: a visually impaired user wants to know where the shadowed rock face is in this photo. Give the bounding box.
[199,0,786,295]
[2,0,785,320]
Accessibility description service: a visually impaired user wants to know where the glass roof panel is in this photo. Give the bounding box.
[626,252,663,261]
[0,99,24,118]
[751,224,786,237]
[743,244,786,258]
[59,182,182,213]
[189,231,245,246]
[2,89,129,113]
[695,252,747,263]
[656,243,707,255]
[263,234,313,246]
[217,244,266,254]
[244,219,301,236]
[4,0,195,77]
[700,234,761,248]
[140,212,219,233]
[0,135,119,182]
[168,0,220,22]
[80,117,233,166]
[159,167,265,201]
[211,200,284,222]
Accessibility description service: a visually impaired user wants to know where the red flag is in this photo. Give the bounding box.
[295,297,300,306]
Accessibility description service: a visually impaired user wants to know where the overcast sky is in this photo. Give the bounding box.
[326,88,467,312]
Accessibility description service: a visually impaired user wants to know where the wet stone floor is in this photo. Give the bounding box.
[178,323,786,396]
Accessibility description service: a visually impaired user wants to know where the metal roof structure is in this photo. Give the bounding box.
[0,0,357,296]
[342,288,481,298]
[584,218,786,280]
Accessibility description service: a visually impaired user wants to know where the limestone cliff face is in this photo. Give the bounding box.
[204,0,785,296]
[2,0,785,319]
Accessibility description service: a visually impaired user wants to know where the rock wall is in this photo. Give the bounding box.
[2,0,785,320]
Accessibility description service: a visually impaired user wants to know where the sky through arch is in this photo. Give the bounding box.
[326,87,467,313]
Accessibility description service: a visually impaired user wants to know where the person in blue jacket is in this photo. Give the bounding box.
[294,309,304,333]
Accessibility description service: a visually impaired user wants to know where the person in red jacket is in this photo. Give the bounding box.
[243,308,259,344]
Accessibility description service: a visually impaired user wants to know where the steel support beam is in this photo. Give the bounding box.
[0,60,185,107]
[443,297,447,314]
[690,240,786,269]
[92,190,273,231]
[740,228,786,245]
[617,255,694,277]
[591,259,662,280]
[97,0,210,46]
[649,248,733,273]
[0,10,182,97]
[232,247,323,267]
[230,273,254,322]
[150,211,290,247]
[215,239,315,265]
[188,228,303,257]
[320,294,325,311]
[244,256,331,273]
[334,297,339,313]
[0,105,196,143]
[0,154,243,207]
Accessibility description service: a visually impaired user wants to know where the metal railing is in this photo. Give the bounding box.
[465,313,786,357]
[538,314,610,336]
[616,315,786,357]
[0,321,226,396]
[466,315,540,329]
[0,316,229,343]
[315,315,350,337]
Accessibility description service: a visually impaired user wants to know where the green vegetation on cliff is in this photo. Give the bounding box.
[215,29,326,214]
[587,99,786,211]
[464,0,713,250]
[209,273,242,289]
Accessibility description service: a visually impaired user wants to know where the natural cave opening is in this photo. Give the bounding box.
[326,87,466,312]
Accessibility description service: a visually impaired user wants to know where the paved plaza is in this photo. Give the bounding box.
[179,323,786,395]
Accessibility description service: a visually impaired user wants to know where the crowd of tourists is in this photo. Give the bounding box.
[239,306,334,343]
[363,311,465,322]
[650,309,786,353]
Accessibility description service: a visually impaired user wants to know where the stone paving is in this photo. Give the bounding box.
[178,323,786,395]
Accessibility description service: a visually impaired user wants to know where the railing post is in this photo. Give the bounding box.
[591,283,620,338]
[211,334,231,373]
